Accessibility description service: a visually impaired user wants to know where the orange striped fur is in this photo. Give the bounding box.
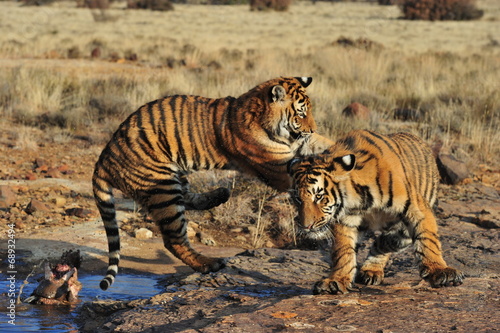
[93,77,333,290]
[289,130,464,294]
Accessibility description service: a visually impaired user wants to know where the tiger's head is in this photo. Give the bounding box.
[240,76,317,144]
[288,148,356,240]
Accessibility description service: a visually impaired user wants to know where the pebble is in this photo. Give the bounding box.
[65,208,93,218]
[199,232,216,246]
[0,185,17,208]
[51,197,67,207]
[135,228,153,240]
[25,199,50,214]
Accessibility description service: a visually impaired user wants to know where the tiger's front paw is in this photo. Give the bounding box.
[313,276,355,295]
[357,269,384,286]
[192,256,226,274]
[421,266,464,287]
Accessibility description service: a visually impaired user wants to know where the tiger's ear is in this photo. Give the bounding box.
[271,85,287,102]
[296,77,312,88]
[287,157,302,175]
[333,154,356,172]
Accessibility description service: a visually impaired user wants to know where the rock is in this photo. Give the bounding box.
[35,164,49,173]
[46,167,62,178]
[25,173,37,181]
[198,232,216,246]
[65,208,93,218]
[134,227,153,240]
[51,197,67,207]
[25,199,50,214]
[393,108,423,121]
[436,154,470,185]
[34,158,49,173]
[57,164,70,174]
[0,185,17,209]
[91,47,101,58]
[265,240,277,248]
[186,225,197,239]
[342,102,371,121]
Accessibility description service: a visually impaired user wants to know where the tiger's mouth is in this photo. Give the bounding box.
[298,223,332,241]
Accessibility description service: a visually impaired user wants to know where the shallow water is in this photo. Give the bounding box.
[0,273,162,332]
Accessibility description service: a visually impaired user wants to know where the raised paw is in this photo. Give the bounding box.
[421,266,464,288]
[357,269,384,286]
[211,188,231,207]
[186,187,231,211]
[313,276,356,295]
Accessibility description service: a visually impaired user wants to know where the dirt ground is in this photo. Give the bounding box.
[1,127,499,332]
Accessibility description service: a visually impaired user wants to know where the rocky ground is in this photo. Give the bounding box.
[1,130,499,332]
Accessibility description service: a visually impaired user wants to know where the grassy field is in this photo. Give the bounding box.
[0,0,499,168]
[0,0,499,248]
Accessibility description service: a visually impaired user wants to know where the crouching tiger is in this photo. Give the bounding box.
[288,129,464,294]
[93,76,334,290]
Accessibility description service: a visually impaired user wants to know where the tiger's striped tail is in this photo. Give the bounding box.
[92,176,120,291]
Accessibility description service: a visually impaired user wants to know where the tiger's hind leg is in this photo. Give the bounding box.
[358,223,412,286]
[179,174,230,211]
[144,178,225,273]
[409,199,464,287]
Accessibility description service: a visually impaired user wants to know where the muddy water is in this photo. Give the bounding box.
[0,273,162,332]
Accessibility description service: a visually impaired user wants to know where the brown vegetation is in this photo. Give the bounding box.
[127,0,174,11]
[250,0,292,11]
[400,0,484,20]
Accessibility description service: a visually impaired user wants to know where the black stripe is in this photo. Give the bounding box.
[101,211,115,220]
[386,172,394,208]
[172,97,188,166]
[369,130,398,155]
[104,227,119,237]
[341,135,356,151]
[108,242,120,253]
[96,197,114,208]
[359,132,384,155]
[108,258,120,266]
[147,101,157,134]
[157,211,184,227]
[148,196,183,211]
[145,188,182,196]
[353,182,373,210]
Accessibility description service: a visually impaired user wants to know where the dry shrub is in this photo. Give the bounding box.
[250,0,292,12]
[400,0,484,21]
[332,36,384,51]
[84,0,110,9]
[127,0,174,11]
[20,0,55,6]
[378,0,397,5]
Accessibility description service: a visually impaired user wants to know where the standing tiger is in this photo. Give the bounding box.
[288,129,464,294]
[93,76,334,290]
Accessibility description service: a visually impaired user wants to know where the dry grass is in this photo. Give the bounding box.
[0,0,499,247]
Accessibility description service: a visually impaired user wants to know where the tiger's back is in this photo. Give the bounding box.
[94,95,233,197]
[337,130,440,214]
[289,129,464,294]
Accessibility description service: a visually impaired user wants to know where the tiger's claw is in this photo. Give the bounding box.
[313,277,356,295]
[421,266,464,287]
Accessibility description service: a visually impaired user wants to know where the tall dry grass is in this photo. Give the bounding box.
[0,1,499,247]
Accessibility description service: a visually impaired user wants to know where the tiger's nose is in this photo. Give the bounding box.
[303,222,315,230]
